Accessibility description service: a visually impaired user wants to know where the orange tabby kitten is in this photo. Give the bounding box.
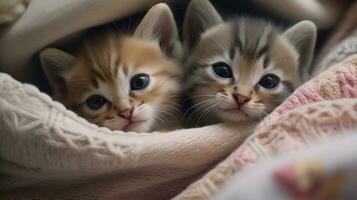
[40,4,183,132]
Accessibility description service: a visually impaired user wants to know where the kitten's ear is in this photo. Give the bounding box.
[283,20,317,81]
[183,0,223,50]
[134,3,178,58]
[39,48,76,96]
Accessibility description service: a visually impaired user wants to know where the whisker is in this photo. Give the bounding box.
[184,99,217,115]
[189,100,220,126]
[184,99,217,122]
[158,109,179,121]
[196,102,219,127]
[180,94,217,104]
[153,113,169,129]
[185,102,212,125]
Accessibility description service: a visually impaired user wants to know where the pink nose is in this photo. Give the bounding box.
[233,93,250,106]
[119,108,133,119]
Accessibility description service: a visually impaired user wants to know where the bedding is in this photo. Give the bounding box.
[0,0,27,24]
[316,2,357,68]
[174,6,357,199]
[174,55,357,199]
[0,73,256,199]
[0,0,182,84]
[0,0,346,84]
[1,55,353,200]
[214,129,357,200]
[251,0,348,29]
[0,0,356,200]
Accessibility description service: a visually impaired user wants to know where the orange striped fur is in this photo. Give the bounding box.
[40,4,183,132]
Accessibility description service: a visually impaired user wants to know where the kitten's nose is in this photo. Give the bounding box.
[233,93,250,106]
[119,107,133,120]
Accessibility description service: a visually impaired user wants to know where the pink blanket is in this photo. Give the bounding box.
[174,55,357,199]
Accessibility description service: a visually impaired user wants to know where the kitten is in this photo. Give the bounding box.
[182,0,316,125]
[39,4,183,132]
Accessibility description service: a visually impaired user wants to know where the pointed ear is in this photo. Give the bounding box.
[134,3,178,58]
[39,48,76,97]
[183,0,223,50]
[283,20,317,81]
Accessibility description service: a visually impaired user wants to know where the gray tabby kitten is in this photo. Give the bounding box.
[182,0,317,125]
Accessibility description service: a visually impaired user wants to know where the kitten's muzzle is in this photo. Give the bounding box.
[119,107,134,120]
[233,93,251,107]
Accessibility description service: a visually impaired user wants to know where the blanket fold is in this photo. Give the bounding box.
[0,1,356,200]
[174,55,357,200]
[0,73,257,199]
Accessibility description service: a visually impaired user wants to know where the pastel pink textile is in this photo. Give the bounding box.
[237,55,357,170]
[174,55,357,200]
[256,57,357,132]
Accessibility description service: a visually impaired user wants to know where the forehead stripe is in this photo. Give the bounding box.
[232,19,276,60]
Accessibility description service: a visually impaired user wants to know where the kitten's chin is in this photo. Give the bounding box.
[102,119,153,133]
[123,120,153,132]
[217,109,250,122]
[216,107,261,122]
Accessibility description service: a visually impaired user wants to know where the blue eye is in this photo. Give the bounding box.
[131,73,150,90]
[86,95,107,110]
[259,74,280,89]
[212,62,232,78]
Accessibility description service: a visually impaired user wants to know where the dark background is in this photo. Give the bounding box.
[113,0,332,51]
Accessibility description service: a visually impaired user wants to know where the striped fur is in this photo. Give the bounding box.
[183,0,316,125]
[40,4,182,132]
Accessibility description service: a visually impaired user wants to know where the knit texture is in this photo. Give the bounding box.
[174,55,357,200]
[214,129,357,200]
[0,1,355,199]
[0,72,256,199]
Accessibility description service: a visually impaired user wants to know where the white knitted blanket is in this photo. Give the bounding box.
[0,1,354,199]
[0,73,256,199]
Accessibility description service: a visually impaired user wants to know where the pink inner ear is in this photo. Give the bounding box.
[152,15,177,58]
[134,4,177,58]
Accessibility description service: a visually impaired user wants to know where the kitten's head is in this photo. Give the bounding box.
[183,0,316,123]
[40,4,182,132]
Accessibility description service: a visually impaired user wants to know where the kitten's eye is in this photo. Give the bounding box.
[131,73,150,90]
[86,95,108,110]
[259,74,280,89]
[212,62,233,78]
